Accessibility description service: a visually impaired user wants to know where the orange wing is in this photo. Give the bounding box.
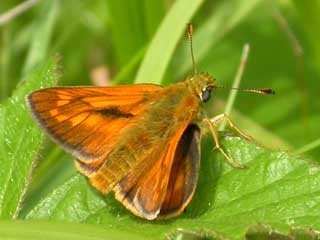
[159,125,200,219]
[26,84,162,165]
[113,122,200,219]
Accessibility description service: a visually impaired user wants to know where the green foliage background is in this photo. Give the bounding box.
[0,0,320,239]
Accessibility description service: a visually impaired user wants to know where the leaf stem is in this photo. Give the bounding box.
[219,43,250,131]
[0,0,40,26]
[294,138,320,155]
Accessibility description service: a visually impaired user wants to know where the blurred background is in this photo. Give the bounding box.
[0,0,319,211]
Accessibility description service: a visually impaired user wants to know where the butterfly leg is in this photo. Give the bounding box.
[210,113,253,142]
[203,118,245,169]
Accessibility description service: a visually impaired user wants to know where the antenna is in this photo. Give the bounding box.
[187,24,275,96]
[214,85,275,95]
[187,23,198,75]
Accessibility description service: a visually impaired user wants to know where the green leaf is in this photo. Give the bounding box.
[24,135,320,239]
[25,174,107,221]
[135,0,204,84]
[0,220,143,240]
[244,224,320,240]
[0,57,59,219]
[166,224,320,240]
[2,222,318,240]
[167,229,227,240]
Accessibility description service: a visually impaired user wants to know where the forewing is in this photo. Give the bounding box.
[26,85,162,163]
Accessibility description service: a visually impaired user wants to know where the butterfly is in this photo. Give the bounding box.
[26,24,274,220]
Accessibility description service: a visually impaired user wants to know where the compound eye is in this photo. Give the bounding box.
[201,86,212,102]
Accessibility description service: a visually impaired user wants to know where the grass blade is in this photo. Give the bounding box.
[135,0,204,84]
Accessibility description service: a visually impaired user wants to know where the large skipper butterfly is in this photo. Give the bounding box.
[26,24,274,220]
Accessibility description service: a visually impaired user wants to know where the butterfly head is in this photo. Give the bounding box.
[187,72,217,103]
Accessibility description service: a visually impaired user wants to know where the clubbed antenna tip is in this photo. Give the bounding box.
[187,23,197,75]
[260,88,276,95]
